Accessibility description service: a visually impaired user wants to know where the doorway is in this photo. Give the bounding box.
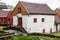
[18,18,22,26]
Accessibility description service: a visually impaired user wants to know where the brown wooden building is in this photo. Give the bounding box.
[0,10,9,25]
[55,8,60,32]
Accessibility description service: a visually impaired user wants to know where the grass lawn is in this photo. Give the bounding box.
[10,35,60,40]
[0,26,6,30]
[51,32,60,36]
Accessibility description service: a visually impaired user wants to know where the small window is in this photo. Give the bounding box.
[18,8,21,13]
[42,18,44,22]
[34,18,37,23]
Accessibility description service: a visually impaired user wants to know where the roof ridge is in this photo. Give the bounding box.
[21,1,47,5]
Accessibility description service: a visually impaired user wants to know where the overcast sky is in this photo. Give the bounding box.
[0,0,60,10]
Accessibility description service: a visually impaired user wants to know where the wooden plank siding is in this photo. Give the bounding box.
[0,17,7,25]
[11,1,29,15]
[7,11,13,25]
[55,9,60,16]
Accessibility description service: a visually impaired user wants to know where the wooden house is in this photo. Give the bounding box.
[0,10,9,25]
[55,8,60,32]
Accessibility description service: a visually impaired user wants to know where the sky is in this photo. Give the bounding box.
[0,0,60,10]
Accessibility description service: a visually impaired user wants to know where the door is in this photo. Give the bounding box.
[50,28,52,33]
[18,18,22,26]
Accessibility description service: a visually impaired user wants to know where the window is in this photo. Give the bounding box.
[42,18,44,22]
[18,8,21,13]
[34,18,37,23]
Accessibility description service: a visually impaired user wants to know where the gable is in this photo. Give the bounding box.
[55,9,60,24]
[55,9,60,16]
[12,1,28,15]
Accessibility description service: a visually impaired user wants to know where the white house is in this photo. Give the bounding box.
[2,1,57,34]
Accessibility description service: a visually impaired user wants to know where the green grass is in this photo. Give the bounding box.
[0,26,6,30]
[52,32,60,36]
[10,36,60,40]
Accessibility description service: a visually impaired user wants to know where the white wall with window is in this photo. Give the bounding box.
[22,15,56,33]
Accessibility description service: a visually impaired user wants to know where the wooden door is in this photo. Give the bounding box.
[18,18,22,26]
[50,28,52,33]
[43,29,45,33]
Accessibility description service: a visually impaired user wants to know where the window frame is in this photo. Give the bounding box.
[42,18,45,22]
[34,18,37,23]
[18,8,21,13]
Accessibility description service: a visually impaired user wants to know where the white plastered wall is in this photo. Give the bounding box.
[22,15,56,33]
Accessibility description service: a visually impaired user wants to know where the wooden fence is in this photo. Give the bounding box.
[28,33,60,38]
